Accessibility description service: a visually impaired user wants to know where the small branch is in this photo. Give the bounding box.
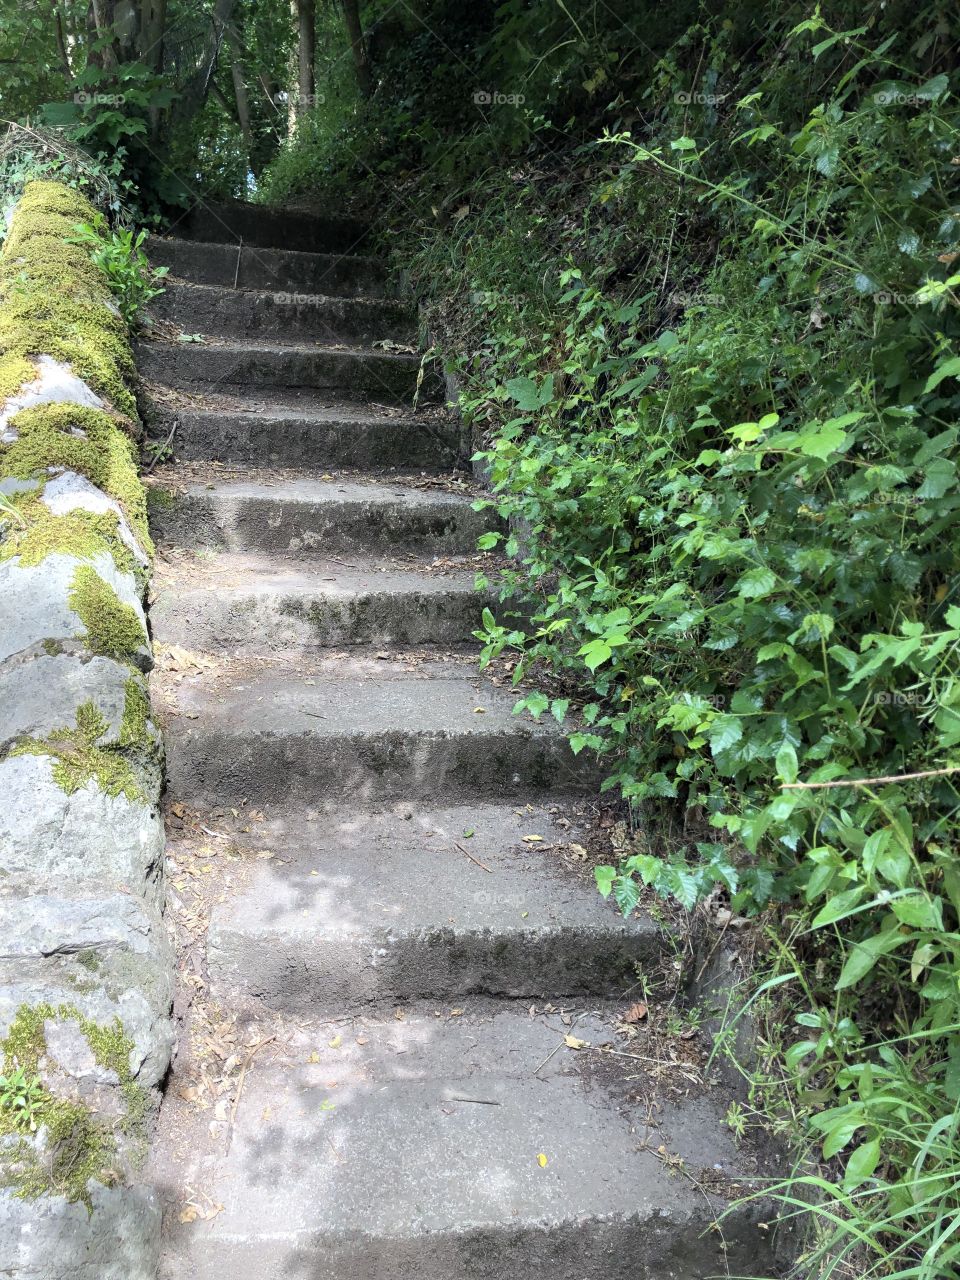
[782,766,960,791]
[454,842,492,873]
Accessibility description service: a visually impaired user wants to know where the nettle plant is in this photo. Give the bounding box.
[467,18,960,1277]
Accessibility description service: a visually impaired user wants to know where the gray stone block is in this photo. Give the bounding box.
[0,1182,160,1280]
[0,755,163,899]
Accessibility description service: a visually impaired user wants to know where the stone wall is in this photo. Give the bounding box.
[0,182,171,1278]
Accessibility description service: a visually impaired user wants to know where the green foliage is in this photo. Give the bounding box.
[0,1066,45,1133]
[68,217,167,325]
[313,7,959,1276]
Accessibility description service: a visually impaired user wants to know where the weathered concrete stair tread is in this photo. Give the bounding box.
[147,235,389,297]
[138,336,438,404]
[200,801,661,1006]
[170,200,369,254]
[151,1005,776,1280]
[148,474,494,555]
[143,394,462,469]
[158,654,593,805]
[150,551,489,649]
[151,280,414,346]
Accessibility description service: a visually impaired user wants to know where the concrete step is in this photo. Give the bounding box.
[149,551,490,651]
[137,337,439,405]
[169,200,369,255]
[191,800,666,1010]
[150,280,415,346]
[147,473,494,557]
[149,1002,783,1280]
[147,235,389,297]
[154,652,596,808]
[141,389,463,470]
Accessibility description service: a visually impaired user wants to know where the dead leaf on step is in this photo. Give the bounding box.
[308,1051,320,1063]
[328,1034,342,1049]
[178,1205,199,1224]
[393,1008,406,1021]
[522,834,544,844]
[564,1035,588,1050]
[537,1153,548,1167]
[567,843,588,861]
[623,1002,648,1024]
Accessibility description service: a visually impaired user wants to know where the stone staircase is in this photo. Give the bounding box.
[139,206,783,1279]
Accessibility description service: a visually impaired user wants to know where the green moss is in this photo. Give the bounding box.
[75,949,102,973]
[11,699,144,802]
[0,181,138,419]
[0,494,137,579]
[0,1002,147,1206]
[1,403,151,554]
[41,638,62,656]
[145,485,176,510]
[0,353,36,401]
[68,565,145,661]
[118,676,152,750]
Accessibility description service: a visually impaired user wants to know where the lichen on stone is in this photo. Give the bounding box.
[11,699,144,802]
[0,1002,148,1206]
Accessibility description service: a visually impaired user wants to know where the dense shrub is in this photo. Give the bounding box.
[290,6,960,1274]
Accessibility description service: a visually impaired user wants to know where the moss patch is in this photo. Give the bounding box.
[0,493,137,578]
[11,700,144,802]
[0,182,136,419]
[0,352,36,402]
[68,565,146,662]
[0,1003,148,1206]
[1,403,151,554]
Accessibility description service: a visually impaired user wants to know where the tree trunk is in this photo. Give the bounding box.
[87,0,118,68]
[297,0,315,109]
[169,0,237,127]
[341,0,371,97]
[138,0,167,72]
[227,27,253,159]
[53,5,72,76]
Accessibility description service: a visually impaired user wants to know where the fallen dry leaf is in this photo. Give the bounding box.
[623,1002,648,1024]
[564,1035,588,1050]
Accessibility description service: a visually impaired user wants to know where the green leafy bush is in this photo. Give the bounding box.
[68,217,167,325]
[393,12,960,1277]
